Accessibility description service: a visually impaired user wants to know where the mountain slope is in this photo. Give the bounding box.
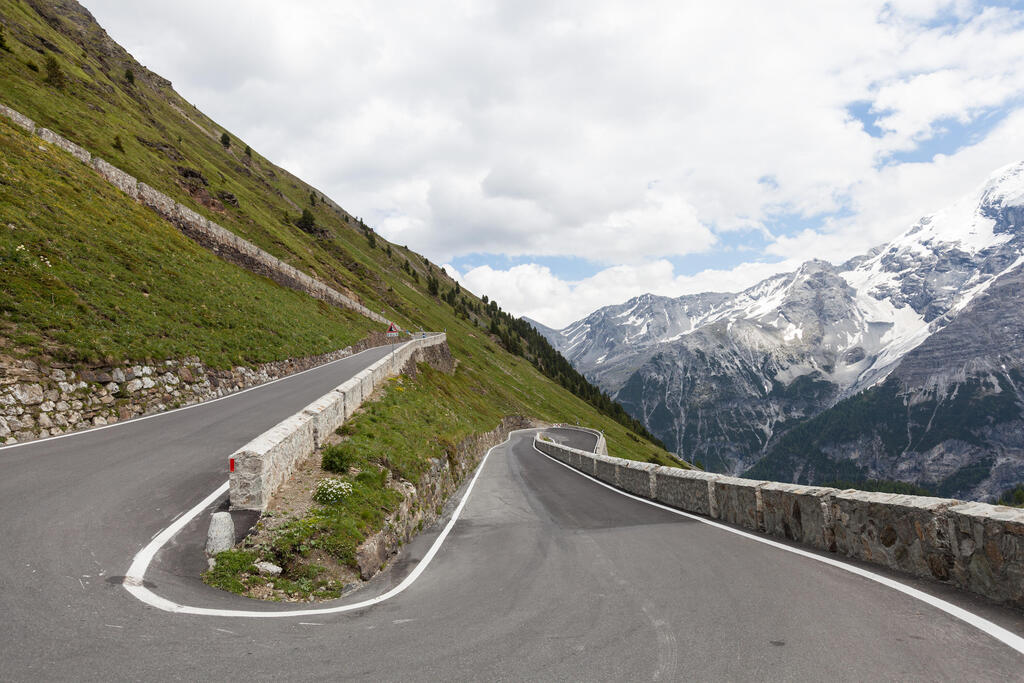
[539,161,1024,495]
[0,0,673,465]
[746,257,1024,500]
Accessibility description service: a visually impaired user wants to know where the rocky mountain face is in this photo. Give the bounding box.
[535,161,1024,499]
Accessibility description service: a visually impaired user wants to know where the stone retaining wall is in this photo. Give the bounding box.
[0,100,388,325]
[229,334,447,511]
[534,433,1024,610]
[0,341,402,445]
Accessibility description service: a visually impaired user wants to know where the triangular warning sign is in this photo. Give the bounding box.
[387,322,399,333]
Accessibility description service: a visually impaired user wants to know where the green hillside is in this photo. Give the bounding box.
[0,0,675,465]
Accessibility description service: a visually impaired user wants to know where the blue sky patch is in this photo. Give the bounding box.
[885,105,1013,164]
[847,101,888,138]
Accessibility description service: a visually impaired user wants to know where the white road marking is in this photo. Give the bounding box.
[0,344,398,452]
[121,429,527,618]
[533,442,1024,657]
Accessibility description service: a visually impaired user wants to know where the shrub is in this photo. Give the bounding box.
[112,135,124,152]
[321,443,349,472]
[220,131,230,148]
[26,61,38,72]
[309,192,316,206]
[43,55,65,88]
[244,145,251,157]
[124,68,134,85]
[296,208,316,233]
[312,478,353,505]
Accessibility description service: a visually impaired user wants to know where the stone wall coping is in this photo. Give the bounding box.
[714,475,766,488]
[652,465,719,480]
[237,411,315,459]
[301,389,344,415]
[620,460,658,473]
[760,481,837,497]
[831,488,961,511]
[948,501,1024,525]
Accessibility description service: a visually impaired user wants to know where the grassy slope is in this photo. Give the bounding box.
[0,118,376,366]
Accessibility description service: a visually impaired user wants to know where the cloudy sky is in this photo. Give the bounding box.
[84,0,1024,328]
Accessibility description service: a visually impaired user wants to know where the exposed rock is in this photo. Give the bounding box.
[13,384,44,406]
[255,561,282,577]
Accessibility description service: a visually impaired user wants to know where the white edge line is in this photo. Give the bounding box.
[0,343,405,453]
[122,427,523,618]
[532,440,1024,657]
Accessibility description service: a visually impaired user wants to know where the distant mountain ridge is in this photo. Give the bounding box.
[533,161,1024,499]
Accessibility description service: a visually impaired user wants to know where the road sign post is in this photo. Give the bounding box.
[386,322,400,367]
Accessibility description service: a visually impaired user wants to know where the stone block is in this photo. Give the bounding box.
[229,412,316,510]
[302,389,346,447]
[90,157,139,199]
[572,450,591,473]
[359,370,374,401]
[653,468,717,516]
[534,438,563,463]
[137,182,176,217]
[172,202,207,230]
[206,512,234,555]
[592,454,619,486]
[618,460,656,499]
[946,502,1024,609]
[713,476,764,531]
[760,482,838,550]
[37,127,91,163]
[829,490,958,581]
[337,377,362,420]
[0,103,35,132]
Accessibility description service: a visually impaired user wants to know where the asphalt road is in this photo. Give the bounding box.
[1,354,1023,681]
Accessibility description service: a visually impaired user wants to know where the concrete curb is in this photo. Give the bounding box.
[534,433,1024,611]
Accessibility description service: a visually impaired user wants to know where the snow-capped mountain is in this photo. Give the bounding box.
[534,161,1024,499]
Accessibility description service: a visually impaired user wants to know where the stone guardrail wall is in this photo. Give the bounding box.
[0,102,388,325]
[534,433,1024,610]
[229,334,446,510]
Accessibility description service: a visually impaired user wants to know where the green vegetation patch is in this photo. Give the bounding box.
[994,484,1024,508]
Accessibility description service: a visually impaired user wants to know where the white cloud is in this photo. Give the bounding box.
[81,1,1024,320]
